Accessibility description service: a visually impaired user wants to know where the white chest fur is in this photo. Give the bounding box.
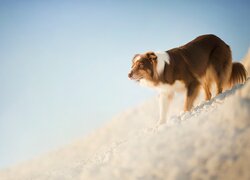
[140,79,186,94]
[139,79,156,88]
[157,81,186,94]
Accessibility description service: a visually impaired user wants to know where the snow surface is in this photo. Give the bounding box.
[0,80,250,180]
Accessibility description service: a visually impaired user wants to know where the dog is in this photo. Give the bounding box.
[128,34,247,125]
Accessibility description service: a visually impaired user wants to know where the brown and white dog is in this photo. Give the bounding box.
[128,34,247,125]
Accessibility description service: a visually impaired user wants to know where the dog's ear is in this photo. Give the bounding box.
[132,54,140,63]
[146,52,157,62]
[148,53,159,81]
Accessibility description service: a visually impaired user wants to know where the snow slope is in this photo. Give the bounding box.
[0,81,250,179]
[80,81,250,180]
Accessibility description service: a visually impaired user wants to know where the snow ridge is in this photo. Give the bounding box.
[80,81,250,180]
[80,83,244,170]
[0,81,249,180]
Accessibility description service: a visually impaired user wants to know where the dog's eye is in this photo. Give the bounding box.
[139,63,144,69]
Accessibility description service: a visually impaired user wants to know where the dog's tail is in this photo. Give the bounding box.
[229,62,247,86]
[242,48,250,76]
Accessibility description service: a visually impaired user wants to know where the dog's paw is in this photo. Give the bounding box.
[152,120,166,132]
[146,120,167,133]
[151,124,160,132]
[157,119,166,126]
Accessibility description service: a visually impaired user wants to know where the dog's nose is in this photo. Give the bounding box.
[128,72,132,78]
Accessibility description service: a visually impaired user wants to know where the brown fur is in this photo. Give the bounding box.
[129,52,159,85]
[230,63,247,86]
[129,34,247,111]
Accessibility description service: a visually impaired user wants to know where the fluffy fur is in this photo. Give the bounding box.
[128,34,247,124]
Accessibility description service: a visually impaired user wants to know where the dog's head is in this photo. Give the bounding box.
[128,52,158,82]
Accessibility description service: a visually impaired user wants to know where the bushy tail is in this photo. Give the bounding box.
[230,62,247,86]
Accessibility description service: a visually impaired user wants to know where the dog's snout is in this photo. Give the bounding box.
[128,72,133,78]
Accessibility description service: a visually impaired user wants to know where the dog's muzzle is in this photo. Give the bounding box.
[128,72,133,78]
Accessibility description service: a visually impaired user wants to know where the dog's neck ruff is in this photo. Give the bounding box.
[155,51,170,76]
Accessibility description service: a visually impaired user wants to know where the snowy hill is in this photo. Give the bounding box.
[0,80,250,179]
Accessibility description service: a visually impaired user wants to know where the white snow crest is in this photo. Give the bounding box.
[0,81,250,180]
[80,81,250,180]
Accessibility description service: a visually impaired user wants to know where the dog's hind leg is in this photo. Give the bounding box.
[203,82,212,101]
[202,66,213,100]
[215,80,223,95]
[214,61,232,95]
[210,46,232,95]
[184,81,200,111]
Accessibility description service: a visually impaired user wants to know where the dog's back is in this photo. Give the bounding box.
[168,34,247,95]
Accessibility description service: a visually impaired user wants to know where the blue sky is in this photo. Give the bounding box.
[0,0,249,168]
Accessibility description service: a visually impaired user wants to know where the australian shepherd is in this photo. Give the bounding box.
[128,34,247,125]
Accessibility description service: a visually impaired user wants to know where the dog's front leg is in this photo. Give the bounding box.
[157,92,174,125]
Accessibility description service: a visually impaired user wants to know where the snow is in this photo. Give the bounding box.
[0,80,250,179]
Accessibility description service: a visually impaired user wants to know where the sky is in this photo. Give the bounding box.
[0,0,249,168]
